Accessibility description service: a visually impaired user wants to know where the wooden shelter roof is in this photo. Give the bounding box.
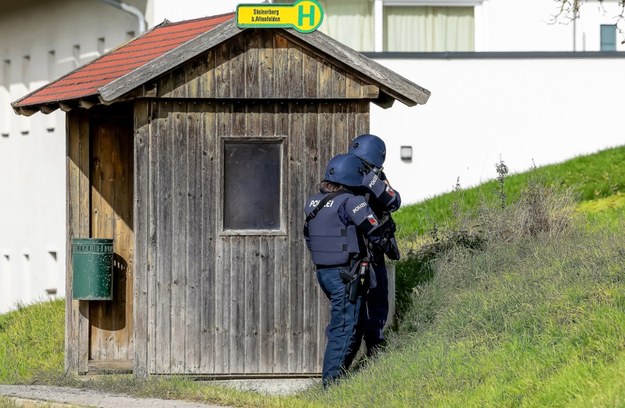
[12,13,430,116]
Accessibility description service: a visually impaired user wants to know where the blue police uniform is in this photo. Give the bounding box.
[348,134,402,357]
[304,186,382,386]
[358,170,401,356]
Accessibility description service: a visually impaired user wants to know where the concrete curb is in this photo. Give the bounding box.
[0,385,223,408]
[0,379,318,407]
[2,396,84,407]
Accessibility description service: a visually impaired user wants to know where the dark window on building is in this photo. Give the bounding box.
[223,141,282,230]
[600,25,617,51]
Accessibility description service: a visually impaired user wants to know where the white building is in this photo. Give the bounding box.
[1,0,623,312]
[0,0,144,313]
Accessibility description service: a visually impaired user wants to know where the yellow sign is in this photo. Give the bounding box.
[237,0,324,33]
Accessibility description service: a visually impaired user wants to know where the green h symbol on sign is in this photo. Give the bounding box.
[298,4,316,26]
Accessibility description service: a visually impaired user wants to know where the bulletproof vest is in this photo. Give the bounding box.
[305,192,361,266]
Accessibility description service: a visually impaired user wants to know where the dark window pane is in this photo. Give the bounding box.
[601,25,617,51]
[224,142,281,230]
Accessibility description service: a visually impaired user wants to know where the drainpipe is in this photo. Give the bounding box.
[99,0,147,35]
[573,16,577,51]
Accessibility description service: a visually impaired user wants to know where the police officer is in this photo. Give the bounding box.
[304,153,388,387]
[349,133,401,357]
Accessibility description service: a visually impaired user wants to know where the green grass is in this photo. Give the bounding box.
[293,215,625,407]
[394,145,625,237]
[0,397,19,408]
[1,146,625,407]
[0,299,65,383]
[576,193,625,232]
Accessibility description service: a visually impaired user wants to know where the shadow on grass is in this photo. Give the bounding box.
[392,230,487,332]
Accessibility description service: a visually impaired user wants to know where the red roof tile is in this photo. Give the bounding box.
[14,13,235,107]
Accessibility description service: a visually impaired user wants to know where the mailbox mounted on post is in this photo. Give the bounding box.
[72,238,114,301]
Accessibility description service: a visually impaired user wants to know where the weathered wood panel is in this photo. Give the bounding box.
[245,34,261,99]
[137,100,369,375]
[286,28,431,106]
[186,104,202,373]
[302,102,319,372]
[154,101,173,374]
[259,31,274,99]
[170,104,188,373]
[212,102,230,374]
[77,114,91,374]
[133,101,150,377]
[154,31,377,102]
[147,101,159,374]
[199,102,217,373]
[273,103,290,373]
[287,104,304,373]
[97,20,429,106]
[273,34,289,100]
[89,117,134,363]
[65,109,90,374]
[287,38,304,100]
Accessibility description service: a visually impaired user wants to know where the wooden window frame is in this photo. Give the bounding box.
[218,136,287,236]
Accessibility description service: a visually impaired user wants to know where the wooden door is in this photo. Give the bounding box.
[89,118,134,372]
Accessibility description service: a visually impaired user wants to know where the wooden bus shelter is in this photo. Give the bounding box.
[12,13,430,377]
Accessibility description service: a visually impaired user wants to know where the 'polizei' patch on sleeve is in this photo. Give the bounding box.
[352,201,367,214]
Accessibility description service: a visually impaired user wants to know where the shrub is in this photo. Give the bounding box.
[393,174,578,333]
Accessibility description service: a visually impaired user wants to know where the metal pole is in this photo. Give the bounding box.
[99,0,147,35]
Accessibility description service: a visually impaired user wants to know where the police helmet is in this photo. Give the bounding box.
[323,153,366,187]
[349,133,386,168]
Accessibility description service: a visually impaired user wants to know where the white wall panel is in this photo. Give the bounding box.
[371,56,625,204]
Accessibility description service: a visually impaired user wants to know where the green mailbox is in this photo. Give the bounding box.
[72,238,114,300]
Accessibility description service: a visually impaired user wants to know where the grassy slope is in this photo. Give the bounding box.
[394,145,625,236]
[1,146,624,407]
[305,223,625,407]
[0,299,64,383]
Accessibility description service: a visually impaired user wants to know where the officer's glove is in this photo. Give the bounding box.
[384,236,401,260]
[368,215,401,261]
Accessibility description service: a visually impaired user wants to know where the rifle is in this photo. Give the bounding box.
[373,215,401,261]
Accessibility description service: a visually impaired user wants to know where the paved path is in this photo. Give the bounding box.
[0,385,227,408]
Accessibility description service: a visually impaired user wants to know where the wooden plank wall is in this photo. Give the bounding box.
[89,119,134,364]
[66,109,91,374]
[153,30,379,102]
[134,100,369,375]
[66,107,135,374]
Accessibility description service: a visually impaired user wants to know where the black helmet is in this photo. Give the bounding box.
[323,153,366,187]
[349,133,386,168]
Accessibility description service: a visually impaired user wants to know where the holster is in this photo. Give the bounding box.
[339,268,355,283]
[339,260,363,304]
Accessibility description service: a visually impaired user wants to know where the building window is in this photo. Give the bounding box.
[223,140,282,231]
[0,254,10,312]
[46,251,58,297]
[1,60,11,137]
[97,38,106,55]
[276,0,476,52]
[319,0,375,51]
[72,45,81,68]
[274,0,375,50]
[384,6,474,51]
[47,51,56,80]
[600,25,617,51]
